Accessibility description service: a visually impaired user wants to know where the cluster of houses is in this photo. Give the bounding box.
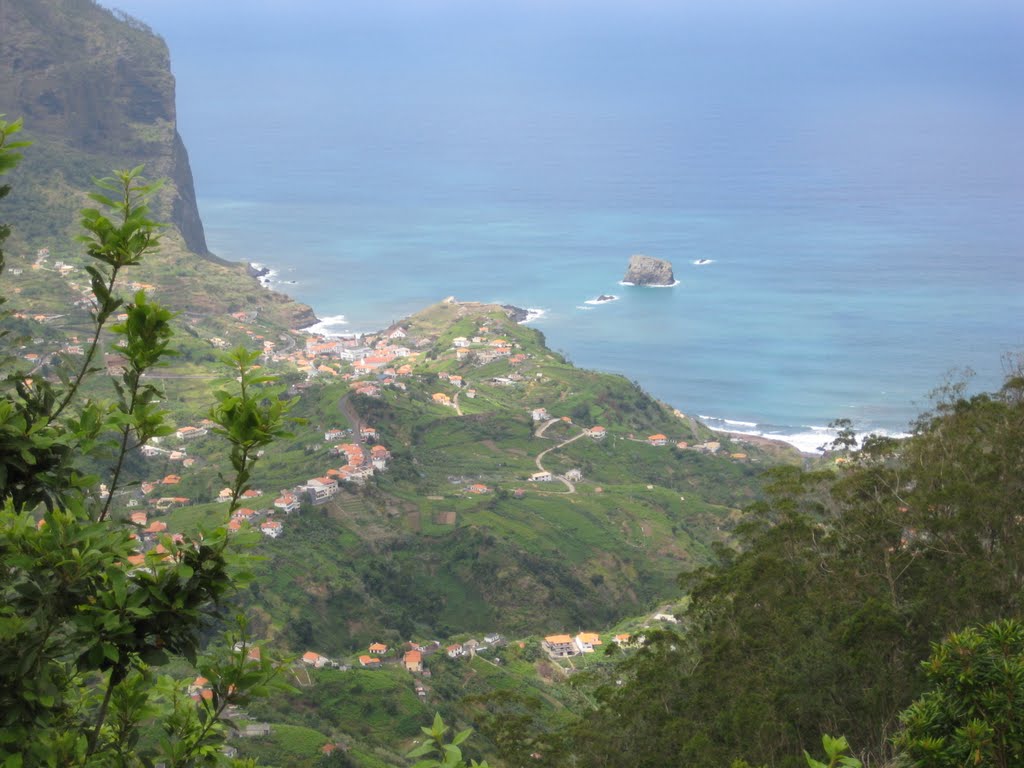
[253,325,427,383]
[296,633,507,683]
[296,432,393,506]
[543,632,640,659]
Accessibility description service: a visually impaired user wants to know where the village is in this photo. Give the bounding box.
[105,305,738,550]
[9,253,739,759]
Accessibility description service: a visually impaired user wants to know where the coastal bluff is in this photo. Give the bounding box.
[0,0,208,256]
[623,255,675,286]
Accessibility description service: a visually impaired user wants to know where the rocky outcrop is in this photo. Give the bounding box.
[0,0,210,256]
[501,304,530,323]
[623,255,675,286]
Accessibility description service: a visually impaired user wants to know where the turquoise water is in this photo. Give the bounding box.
[111,0,1024,450]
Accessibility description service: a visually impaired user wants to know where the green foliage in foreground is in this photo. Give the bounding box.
[561,370,1024,767]
[804,734,861,768]
[894,619,1024,768]
[0,134,297,766]
[407,714,490,768]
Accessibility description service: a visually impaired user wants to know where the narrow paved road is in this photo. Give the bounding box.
[534,431,587,493]
[337,394,361,437]
[534,417,560,438]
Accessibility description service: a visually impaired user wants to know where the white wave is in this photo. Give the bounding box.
[575,305,594,311]
[704,417,910,455]
[698,415,757,427]
[519,308,547,324]
[693,258,714,266]
[618,280,680,288]
[722,418,758,428]
[303,314,349,337]
[249,262,279,288]
[584,294,619,305]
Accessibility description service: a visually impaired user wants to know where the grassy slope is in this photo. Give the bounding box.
[5,265,803,764]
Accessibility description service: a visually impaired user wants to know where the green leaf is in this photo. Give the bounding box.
[407,742,435,758]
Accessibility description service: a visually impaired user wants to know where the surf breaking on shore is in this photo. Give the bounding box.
[699,415,910,455]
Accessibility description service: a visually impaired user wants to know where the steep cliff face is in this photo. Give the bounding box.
[0,0,209,255]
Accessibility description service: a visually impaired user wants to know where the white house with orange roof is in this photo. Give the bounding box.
[351,360,377,376]
[346,466,375,482]
[446,644,465,659]
[368,642,388,655]
[574,632,602,654]
[274,493,300,513]
[358,655,381,668]
[305,477,338,505]
[338,346,372,361]
[175,425,207,441]
[613,633,642,649]
[403,650,423,673]
[587,426,607,440]
[301,651,330,668]
[260,520,283,538]
[543,634,578,658]
[647,434,668,446]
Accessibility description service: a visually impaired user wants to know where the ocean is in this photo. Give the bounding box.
[111,0,1024,452]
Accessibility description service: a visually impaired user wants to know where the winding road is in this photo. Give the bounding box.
[533,429,587,493]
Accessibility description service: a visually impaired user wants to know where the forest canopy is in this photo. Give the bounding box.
[563,368,1024,767]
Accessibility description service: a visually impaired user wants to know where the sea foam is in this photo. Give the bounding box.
[519,308,547,324]
[700,415,910,455]
[617,280,680,288]
[303,315,350,337]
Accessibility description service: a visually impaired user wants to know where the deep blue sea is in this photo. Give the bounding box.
[111,0,1024,452]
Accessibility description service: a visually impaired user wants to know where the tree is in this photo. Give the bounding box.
[407,714,491,768]
[0,129,295,765]
[893,619,1024,768]
[561,370,1024,768]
